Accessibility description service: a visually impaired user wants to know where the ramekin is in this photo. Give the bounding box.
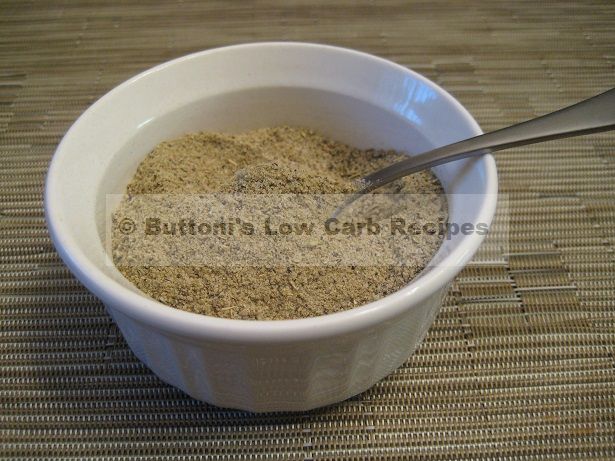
[45,42,497,412]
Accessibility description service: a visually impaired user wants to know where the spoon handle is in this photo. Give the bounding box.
[359,88,615,194]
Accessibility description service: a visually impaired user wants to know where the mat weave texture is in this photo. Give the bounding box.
[1,1,615,459]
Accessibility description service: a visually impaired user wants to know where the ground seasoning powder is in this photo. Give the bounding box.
[112,126,447,320]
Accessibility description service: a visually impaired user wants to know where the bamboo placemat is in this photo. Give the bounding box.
[1,1,614,459]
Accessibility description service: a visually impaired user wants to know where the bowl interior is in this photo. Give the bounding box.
[47,43,494,316]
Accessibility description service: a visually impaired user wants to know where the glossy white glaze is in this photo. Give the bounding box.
[45,42,497,412]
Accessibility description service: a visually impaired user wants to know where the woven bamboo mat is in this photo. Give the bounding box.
[2,1,615,459]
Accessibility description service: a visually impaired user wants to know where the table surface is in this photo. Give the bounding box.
[2,1,615,459]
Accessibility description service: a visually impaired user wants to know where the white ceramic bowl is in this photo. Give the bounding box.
[45,42,497,412]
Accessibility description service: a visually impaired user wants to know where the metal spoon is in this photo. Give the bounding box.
[354,87,615,197]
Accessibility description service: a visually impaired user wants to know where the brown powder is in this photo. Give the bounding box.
[112,126,447,320]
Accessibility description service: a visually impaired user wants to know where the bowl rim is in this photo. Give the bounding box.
[45,41,498,343]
